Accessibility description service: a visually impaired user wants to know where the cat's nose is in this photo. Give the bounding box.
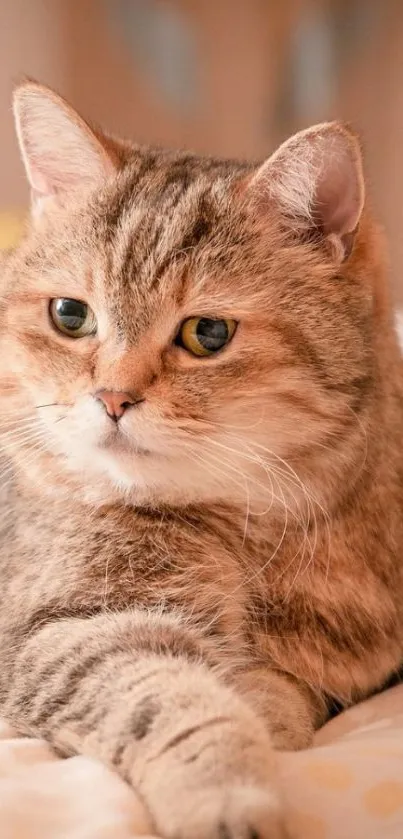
[95,390,142,421]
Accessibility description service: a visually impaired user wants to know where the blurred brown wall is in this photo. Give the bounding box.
[0,0,70,207]
[1,0,402,302]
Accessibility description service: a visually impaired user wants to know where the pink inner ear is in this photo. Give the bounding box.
[247,123,365,249]
[13,83,117,203]
[315,146,363,236]
[24,138,110,197]
[28,163,55,197]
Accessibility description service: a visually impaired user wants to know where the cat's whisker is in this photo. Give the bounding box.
[197,435,305,527]
[182,449,280,565]
[0,431,40,449]
[200,431,324,591]
[269,470,327,595]
[253,453,323,587]
[0,417,40,432]
[227,438,308,523]
[0,430,49,453]
[185,443,280,520]
[186,447,254,505]
[269,528,309,590]
[0,424,45,442]
[183,441,304,600]
[246,439,329,517]
[0,435,49,459]
[0,444,48,486]
[181,435,313,590]
[224,433,309,496]
[192,435,296,518]
[34,402,70,410]
[176,407,267,435]
[242,476,251,547]
[226,478,291,602]
[0,424,50,446]
[222,431,331,556]
[284,503,317,599]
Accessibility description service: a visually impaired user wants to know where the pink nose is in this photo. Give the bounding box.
[96,390,139,421]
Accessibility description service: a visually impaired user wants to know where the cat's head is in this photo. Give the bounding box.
[0,82,381,511]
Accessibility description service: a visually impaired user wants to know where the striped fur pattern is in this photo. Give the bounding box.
[0,83,402,839]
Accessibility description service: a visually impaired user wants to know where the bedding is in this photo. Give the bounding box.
[0,684,402,838]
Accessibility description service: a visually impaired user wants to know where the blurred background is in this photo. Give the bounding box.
[1,0,403,301]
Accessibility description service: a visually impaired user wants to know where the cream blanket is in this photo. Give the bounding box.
[0,684,402,838]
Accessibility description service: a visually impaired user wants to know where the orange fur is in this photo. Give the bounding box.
[0,82,402,839]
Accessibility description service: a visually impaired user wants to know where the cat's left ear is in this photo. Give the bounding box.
[13,80,117,214]
[247,122,365,263]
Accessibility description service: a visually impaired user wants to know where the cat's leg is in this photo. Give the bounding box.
[235,666,328,751]
[0,610,285,839]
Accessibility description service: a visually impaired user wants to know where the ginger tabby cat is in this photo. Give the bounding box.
[0,81,402,839]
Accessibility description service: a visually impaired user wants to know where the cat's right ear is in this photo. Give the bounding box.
[245,122,365,264]
[13,81,117,214]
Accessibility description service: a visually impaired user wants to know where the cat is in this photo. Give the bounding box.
[0,80,402,839]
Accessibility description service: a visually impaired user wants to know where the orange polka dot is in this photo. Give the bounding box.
[305,760,353,790]
[286,810,327,839]
[364,781,403,818]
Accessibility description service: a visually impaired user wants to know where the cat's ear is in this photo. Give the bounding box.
[13,81,117,213]
[247,122,365,262]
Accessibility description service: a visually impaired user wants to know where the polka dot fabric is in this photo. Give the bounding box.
[280,684,403,838]
[0,685,402,838]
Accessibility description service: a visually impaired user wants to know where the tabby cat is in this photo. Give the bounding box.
[0,81,402,839]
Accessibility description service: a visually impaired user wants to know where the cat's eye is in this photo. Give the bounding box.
[176,317,237,357]
[49,298,97,338]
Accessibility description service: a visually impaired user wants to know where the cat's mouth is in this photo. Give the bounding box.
[99,428,151,457]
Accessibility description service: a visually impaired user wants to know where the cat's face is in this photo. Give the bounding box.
[0,84,372,510]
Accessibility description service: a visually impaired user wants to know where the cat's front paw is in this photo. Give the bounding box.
[133,704,285,838]
[125,663,287,838]
[158,784,284,839]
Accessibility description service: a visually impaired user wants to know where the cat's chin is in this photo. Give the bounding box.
[100,435,152,458]
[62,444,215,508]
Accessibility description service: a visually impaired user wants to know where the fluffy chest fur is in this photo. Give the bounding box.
[2,459,402,712]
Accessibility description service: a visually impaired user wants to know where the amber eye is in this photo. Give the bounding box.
[49,298,97,338]
[176,317,237,357]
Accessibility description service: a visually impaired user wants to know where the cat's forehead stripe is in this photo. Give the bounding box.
[99,146,250,238]
[97,152,236,299]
